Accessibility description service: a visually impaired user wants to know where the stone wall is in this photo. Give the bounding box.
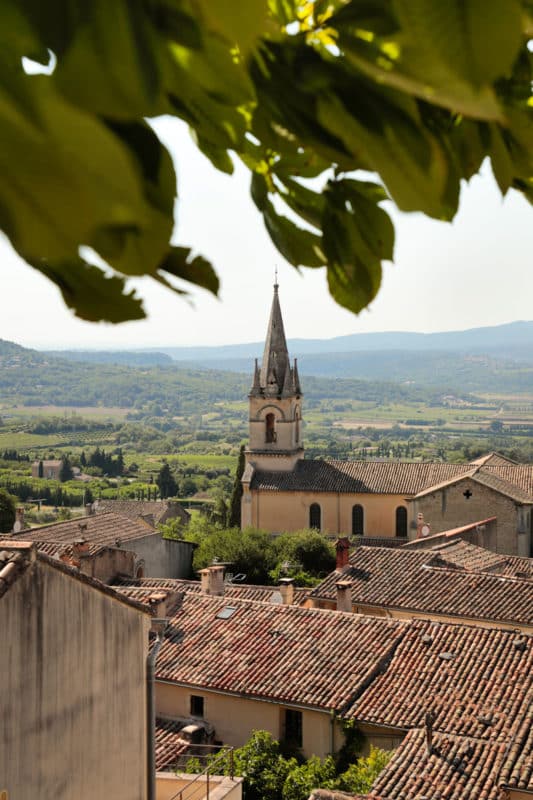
[409,478,529,555]
[0,559,150,800]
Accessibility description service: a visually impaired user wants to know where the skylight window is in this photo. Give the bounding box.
[216,606,237,620]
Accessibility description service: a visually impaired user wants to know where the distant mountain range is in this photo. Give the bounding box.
[151,320,533,363]
[2,320,533,393]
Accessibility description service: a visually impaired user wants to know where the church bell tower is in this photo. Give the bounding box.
[245,282,304,472]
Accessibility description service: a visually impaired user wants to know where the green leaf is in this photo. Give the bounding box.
[195,0,268,54]
[318,92,457,218]
[54,0,166,119]
[489,125,514,194]
[263,203,325,267]
[0,65,149,262]
[321,178,394,313]
[28,257,145,322]
[159,246,220,296]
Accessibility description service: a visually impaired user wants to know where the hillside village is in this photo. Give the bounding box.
[1,286,532,800]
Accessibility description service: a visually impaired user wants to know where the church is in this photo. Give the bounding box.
[241,284,533,557]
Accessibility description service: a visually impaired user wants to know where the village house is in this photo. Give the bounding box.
[242,286,533,556]
[0,540,151,800]
[31,458,63,479]
[306,539,533,633]
[113,579,532,799]
[92,498,190,528]
[11,510,195,579]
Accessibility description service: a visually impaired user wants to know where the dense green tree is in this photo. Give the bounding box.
[156,462,178,499]
[190,526,277,584]
[229,444,246,528]
[274,530,336,578]
[0,489,16,533]
[38,460,44,478]
[186,730,391,800]
[59,455,74,482]
[0,3,530,322]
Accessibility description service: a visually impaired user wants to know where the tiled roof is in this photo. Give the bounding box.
[12,512,156,548]
[94,499,190,525]
[115,576,309,604]
[251,461,474,494]
[309,546,533,625]
[366,729,508,800]
[499,707,533,791]
[250,454,533,501]
[345,619,533,743]
[32,540,111,558]
[155,718,192,770]
[427,539,532,577]
[153,593,405,711]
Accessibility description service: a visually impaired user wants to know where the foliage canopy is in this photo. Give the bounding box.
[2,1,532,321]
[0,489,16,533]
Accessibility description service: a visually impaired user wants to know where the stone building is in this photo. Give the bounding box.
[0,540,151,799]
[241,286,533,556]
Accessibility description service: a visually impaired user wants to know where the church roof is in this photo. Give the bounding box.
[250,458,533,500]
[250,460,473,494]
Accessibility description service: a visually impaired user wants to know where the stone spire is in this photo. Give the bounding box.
[260,282,290,396]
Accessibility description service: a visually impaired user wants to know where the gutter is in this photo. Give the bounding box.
[147,618,169,800]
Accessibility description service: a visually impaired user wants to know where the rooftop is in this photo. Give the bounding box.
[11,512,157,548]
[250,456,533,501]
[115,576,309,604]
[345,618,532,743]
[309,545,533,626]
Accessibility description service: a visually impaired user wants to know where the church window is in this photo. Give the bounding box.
[309,503,321,530]
[395,507,408,538]
[352,505,364,536]
[295,409,300,443]
[265,413,277,443]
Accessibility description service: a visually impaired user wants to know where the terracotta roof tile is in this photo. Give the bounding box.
[115,576,308,604]
[0,543,32,597]
[251,461,474,495]
[152,593,405,711]
[12,512,156,548]
[309,546,533,625]
[346,619,533,742]
[155,718,192,771]
[94,499,190,525]
[367,729,508,800]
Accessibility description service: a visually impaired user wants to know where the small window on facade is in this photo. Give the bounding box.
[352,505,364,536]
[190,695,204,718]
[135,565,144,579]
[284,709,303,748]
[309,503,321,530]
[265,413,277,443]
[395,507,408,538]
[295,410,300,443]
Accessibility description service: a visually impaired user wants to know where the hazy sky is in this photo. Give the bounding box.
[1,117,532,350]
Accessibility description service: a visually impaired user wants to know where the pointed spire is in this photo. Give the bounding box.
[281,358,293,397]
[250,358,261,396]
[293,358,302,395]
[260,283,290,395]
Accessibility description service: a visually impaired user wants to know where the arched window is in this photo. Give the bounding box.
[295,409,300,444]
[309,503,321,530]
[352,505,364,536]
[265,413,277,443]
[395,506,408,538]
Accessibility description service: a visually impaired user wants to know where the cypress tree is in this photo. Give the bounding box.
[228,444,245,528]
[0,489,16,533]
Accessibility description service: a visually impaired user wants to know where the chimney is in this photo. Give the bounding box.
[416,513,431,539]
[200,565,225,596]
[72,536,90,556]
[279,577,295,605]
[148,591,168,618]
[335,580,352,613]
[335,537,350,571]
[425,711,435,754]
[12,507,25,534]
